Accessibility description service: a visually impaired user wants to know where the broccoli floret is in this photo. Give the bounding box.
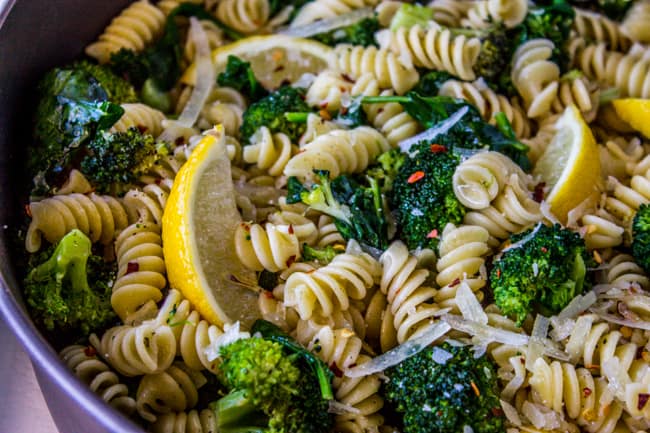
[517,0,575,71]
[213,320,333,433]
[73,60,137,104]
[79,127,161,194]
[23,230,116,336]
[302,244,344,264]
[389,143,464,250]
[412,70,457,96]
[390,3,434,30]
[217,55,269,103]
[31,66,125,194]
[312,17,380,47]
[287,170,389,250]
[240,86,311,144]
[632,203,650,274]
[366,148,407,193]
[491,223,590,326]
[384,342,505,433]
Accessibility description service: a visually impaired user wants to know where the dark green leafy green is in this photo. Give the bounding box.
[217,55,269,102]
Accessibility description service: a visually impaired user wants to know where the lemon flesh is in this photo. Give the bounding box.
[533,105,601,223]
[612,98,650,139]
[162,126,258,328]
[182,35,335,89]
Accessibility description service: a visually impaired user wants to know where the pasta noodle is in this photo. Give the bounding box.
[573,8,631,52]
[621,0,650,43]
[242,127,294,176]
[234,221,302,272]
[291,0,379,27]
[86,0,166,63]
[110,103,166,137]
[150,409,218,433]
[511,39,560,118]
[215,0,270,34]
[462,0,528,29]
[427,0,473,28]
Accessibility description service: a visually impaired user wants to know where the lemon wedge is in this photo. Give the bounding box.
[181,35,335,89]
[162,126,258,328]
[611,98,650,139]
[533,105,601,223]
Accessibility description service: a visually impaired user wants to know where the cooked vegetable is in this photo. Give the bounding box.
[217,55,269,103]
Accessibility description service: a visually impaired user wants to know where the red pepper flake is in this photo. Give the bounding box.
[450,278,461,287]
[430,144,447,153]
[273,65,285,72]
[408,171,425,184]
[263,291,274,299]
[341,73,355,83]
[541,247,548,253]
[426,229,439,239]
[319,109,332,120]
[583,387,592,397]
[533,182,546,203]
[286,255,296,268]
[638,393,650,410]
[491,407,503,417]
[126,262,139,275]
[319,101,329,109]
[175,137,185,146]
[496,269,502,278]
[24,204,32,218]
[329,362,343,378]
[470,381,481,397]
[340,106,348,115]
[288,224,294,235]
[137,125,148,134]
[84,346,97,357]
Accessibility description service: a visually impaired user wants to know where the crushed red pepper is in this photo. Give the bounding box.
[430,144,447,153]
[426,228,439,239]
[407,171,425,184]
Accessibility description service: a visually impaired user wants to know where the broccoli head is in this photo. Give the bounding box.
[240,86,311,144]
[31,66,125,194]
[491,223,590,325]
[302,244,344,264]
[384,342,505,433]
[80,127,162,194]
[217,55,269,103]
[390,3,434,30]
[73,60,137,104]
[632,203,650,274]
[365,148,407,193]
[287,170,389,250]
[412,70,457,96]
[23,229,116,336]
[389,143,464,250]
[312,17,380,47]
[213,320,333,433]
[468,23,518,95]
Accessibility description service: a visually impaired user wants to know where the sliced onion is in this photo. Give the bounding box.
[500,400,522,427]
[565,314,594,363]
[557,291,597,320]
[539,200,560,225]
[431,346,453,364]
[344,321,451,378]
[591,311,650,330]
[398,106,470,155]
[281,8,375,37]
[442,314,529,347]
[526,315,549,369]
[455,282,488,325]
[521,401,561,430]
[160,18,214,142]
[328,400,361,415]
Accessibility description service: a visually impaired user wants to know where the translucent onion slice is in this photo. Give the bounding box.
[398,106,470,154]
[455,281,488,325]
[526,315,549,369]
[280,8,374,37]
[344,321,451,378]
[500,399,522,427]
[557,291,597,320]
[592,311,650,330]
[442,314,529,347]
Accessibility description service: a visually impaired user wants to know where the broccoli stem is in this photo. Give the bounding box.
[215,390,265,429]
[30,229,91,289]
[284,112,311,123]
[361,95,409,104]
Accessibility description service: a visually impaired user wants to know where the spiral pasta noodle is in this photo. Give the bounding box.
[90,320,177,377]
[111,103,166,137]
[381,25,480,82]
[378,241,440,350]
[602,253,650,290]
[462,0,528,29]
[59,345,136,415]
[573,40,650,99]
[136,362,207,423]
[194,87,247,136]
[123,186,170,226]
[267,208,319,246]
[511,39,560,118]
[453,151,529,210]
[573,8,631,52]
[579,210,624,250]
[284,125,390,180]
[25,192,130,253]
[291,0,379,27]
[427,0,473,28]
[150,409,218,433]
[242,127,294,176]
[306,69,354,113]
[215,0,270,34]
[315,214,346,247]
[299,113,342,147]
[234,221,302,272]
[86,0,166,63]
[604,170,650,223]
[439,79,532,138]
[550,74,600,123]
[283,251,381,319]
[156,0,204,16]
[521,114,558,163]
[183,20,224,64]
[111,221,167,324]
[463,174,542,245]
[622,1,650,44]
[434,223,490,310]
[334,44,420,95]
[295,322,384,432]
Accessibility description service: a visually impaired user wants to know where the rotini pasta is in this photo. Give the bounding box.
[381,25,480,82]
[215,0,270,34]
[59,344,136,415]
[290,0,379,27]
[573,8,631,52]
[283,251,381,319]
[511,39,560,118]
[25,193,130,253]
[111,103,166,137]
[86,0,166,63]
[462,0,528,29]
[621,0,650,43]
[427,0,473,28]
[550,73,600,122]
[234,221,301,272]
[150,409,218,433]
[242,127,294,176]
[283,126,391,180]
[602,253,650,290]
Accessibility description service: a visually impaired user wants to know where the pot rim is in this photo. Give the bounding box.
[0,1,143,431]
